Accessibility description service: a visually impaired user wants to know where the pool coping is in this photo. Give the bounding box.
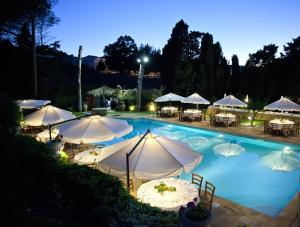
[118,116,299,224]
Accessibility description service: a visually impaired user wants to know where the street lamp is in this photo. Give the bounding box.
[136,56,149,111]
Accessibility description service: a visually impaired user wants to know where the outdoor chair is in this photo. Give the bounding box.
[270,123,281,136]
[192,173,203,197]
[156,110,161,118]
[235,115,242,127]
[282,124,292,137]
[200,181,216,211]
[222,117,230,127]
[263,121,271,134]
[295,121,300,136]
[21,125,31,134]
[195,113,202,122]
[178,112,184,121]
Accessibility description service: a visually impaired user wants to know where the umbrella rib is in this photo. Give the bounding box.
[155,138,184,167]
[131,139,146,173]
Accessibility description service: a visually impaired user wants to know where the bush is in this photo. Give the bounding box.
[116,101,126,111]
[0,133,178,226]
[0,93,21,134]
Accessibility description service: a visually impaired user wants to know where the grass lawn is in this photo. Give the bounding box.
[241,119,264,126]
[72,112,88,117]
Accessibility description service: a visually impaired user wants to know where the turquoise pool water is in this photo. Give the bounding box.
[100,118,300,217]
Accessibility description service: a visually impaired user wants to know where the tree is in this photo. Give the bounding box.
[0,0,59,98]
[246,44,278,67]
[283,36,300,59]
[103,35,138,74]
[161,20,189,93]
[96,60,106,72]
[231,54,240,94]
[138,44,161,74]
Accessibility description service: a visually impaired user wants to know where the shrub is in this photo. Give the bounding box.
[0,134,178,226]
[0,93,21,134]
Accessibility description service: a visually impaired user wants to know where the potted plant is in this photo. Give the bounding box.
[179,198,211,227]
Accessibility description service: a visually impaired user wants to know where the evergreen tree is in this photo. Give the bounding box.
[161,20,189,93]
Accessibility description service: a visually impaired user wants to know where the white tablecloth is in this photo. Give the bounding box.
[215,113,236,124]
[183,109,202,120]
[137,178,198,211]
[73,148,103,165]
[161,107,178,114]
[269,119,294,129]
[36,129,59,143]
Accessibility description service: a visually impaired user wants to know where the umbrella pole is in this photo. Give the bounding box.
[126,129,151,191]
[48,124,52,142]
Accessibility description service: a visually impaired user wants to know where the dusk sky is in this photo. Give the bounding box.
[50,0,300,65]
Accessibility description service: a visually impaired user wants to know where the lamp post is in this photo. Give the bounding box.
[136,56,149,111]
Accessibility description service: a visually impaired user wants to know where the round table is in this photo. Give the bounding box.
[137,177,198,211]
[161,107,178,116]
[183,109,202,120]
[73,148,103,165]
[269,119,294,129]
[215,113,236,124]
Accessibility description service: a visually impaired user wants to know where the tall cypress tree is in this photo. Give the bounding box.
[161,20,189,93]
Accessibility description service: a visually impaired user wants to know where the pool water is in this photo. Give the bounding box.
[99,118,300,217]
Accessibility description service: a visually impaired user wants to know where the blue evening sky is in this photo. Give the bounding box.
[50,0,300,65]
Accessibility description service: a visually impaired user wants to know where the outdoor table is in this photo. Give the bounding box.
[73,148,103,165]
[215,113,236,124]
[161,107,178,116]
[36,129,58,143]
[137,177,198,211]
[183,109,202,120]
[269,119,294,129]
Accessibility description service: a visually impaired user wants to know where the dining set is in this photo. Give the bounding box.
[264,118,300,136]
[157,106,179,117]
[179,109,203,122]
[210,113,241,127]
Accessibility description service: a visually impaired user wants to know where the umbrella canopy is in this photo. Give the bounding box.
[264,97,300,112]
[24,105,75,126]
[213,94,247,108]
[59,115,133,144]
[155,93,185,102]
[17,99,51,109]
[98,132,202,179]
[181,93,210,104]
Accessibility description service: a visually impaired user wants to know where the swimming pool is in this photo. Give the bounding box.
[100,118,300,217]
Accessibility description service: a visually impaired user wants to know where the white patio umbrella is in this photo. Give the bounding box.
[24,105,75,126]
[264,97,300,112]
[58,115,133,144]
[17,99,51,109]
[213,94,247,108]
[98,131,202,179]
[155,93,185,102]
[181,93,210,105]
